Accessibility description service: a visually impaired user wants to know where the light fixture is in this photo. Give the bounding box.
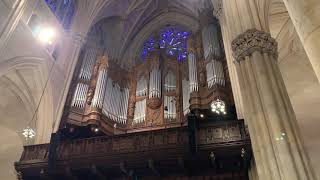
[22,127,36,139]
[276,132,286,141]
[37,26,56,44]
[200,114,204,118]
[211,98,226,115]
[94,128,99,133]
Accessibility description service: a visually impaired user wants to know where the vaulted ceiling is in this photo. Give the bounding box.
[87,0,211,68]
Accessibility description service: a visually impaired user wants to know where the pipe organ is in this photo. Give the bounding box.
[206,60,225,88]
[202,23,221,59]
[66,25,232,135]
[149,68,161,98]
[188,52,198,93]
[164,70,176,92]
[92,68,108,108]
[102,78,129,124]
[136,76,147,97]
[182,78,190,115]
[71,83,89,108]
[71,46,97,108]
[133,99,146,124]
[201,14,226,89]
[164,96,176,120]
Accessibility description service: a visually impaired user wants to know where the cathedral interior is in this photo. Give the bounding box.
[0,0,320,179]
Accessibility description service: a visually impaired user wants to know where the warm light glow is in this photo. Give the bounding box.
[22,127,36,139]
[211,99,226,115]
[200,114,204,118]
[37,26,56,44]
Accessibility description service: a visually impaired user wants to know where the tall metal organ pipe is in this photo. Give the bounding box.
[91,68,108,108]
[188,52,198,92]
[202,21,225,88]
[164,96,176,120]
[149,68,161,98]
[71,83,89,108]
[136,77,147,97]
[79,48,97,81]
[182,78,190,115]
[72,47,97,108]
[133,99,146,124]
[164,70,176,92]
[102,78,129,124]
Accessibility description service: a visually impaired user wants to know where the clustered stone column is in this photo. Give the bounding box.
[231,28,316,180]
[214,0,317,179]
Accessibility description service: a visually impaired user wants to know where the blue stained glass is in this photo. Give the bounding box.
[141,27,190,62]
[44,0,75,29]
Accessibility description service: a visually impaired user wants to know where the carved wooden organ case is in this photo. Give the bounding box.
[66,18,234,136]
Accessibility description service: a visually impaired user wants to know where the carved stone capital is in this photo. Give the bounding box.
[212,0,223,20]
[231,29,278,62]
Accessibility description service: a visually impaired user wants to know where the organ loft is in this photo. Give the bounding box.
[15,9,251,179]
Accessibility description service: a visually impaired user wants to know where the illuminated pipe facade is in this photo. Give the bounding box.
[202,21,225,88]
[149,68,161,98]
[79,48,97,81]
[202,23,221,59]
[71,83,89,108]
[102,78,129,124]
[164,70,176,92]
[72,47,97,108]
[133,99,146,124]
[206,60,225,88]
[136,77,147,97]
[182,78,190,115]
[188,52,198,92]
[164,96,176,120]
[91,68,108,108]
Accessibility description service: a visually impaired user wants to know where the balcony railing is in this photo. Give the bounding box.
[17,120,250,164]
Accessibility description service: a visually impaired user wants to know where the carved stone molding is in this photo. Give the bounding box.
[212,0,222,20]
[231,29,278,62]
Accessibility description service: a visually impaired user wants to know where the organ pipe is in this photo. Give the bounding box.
[188,52,198,92]
[149,68,161,98]
[164,70,176,92]
[133,99,146,124]
[102,78,129,124]
[79,48,97,81]
[71,47,97,108]
[206,60,225,88]
[201,23,221,60]
[136,76,147,97]
[164,96,176,120]
[182,79,190,115]
[71,82,89,108]
[201,20,225,88]
[92,68,108,108]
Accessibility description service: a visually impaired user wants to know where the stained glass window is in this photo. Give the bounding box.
[141,27,190,62]
[44,0,75,29]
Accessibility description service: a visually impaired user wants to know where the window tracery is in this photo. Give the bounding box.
[141,27,189,61]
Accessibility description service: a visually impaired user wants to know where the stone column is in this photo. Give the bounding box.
[282,0,320,82]
[217,0,316,179]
